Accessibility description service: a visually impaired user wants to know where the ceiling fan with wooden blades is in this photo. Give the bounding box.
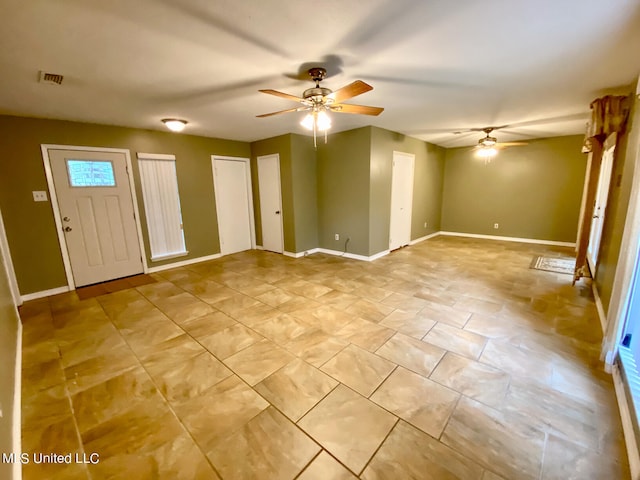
[456,126,528,160]
[257,67,383,146]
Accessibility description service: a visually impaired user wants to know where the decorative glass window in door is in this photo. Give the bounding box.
[66,160,116,187]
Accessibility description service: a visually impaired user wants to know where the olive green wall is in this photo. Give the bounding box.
[370,127,445,254]
[290,134,319,252]
[441,135,587,243]
[369,128,393,255]
[0,210,20,480]
[595,82,639,310]
[317,127,372,256]
[0,113,600,294]
[250,134,318,254]
[0,115,249,295]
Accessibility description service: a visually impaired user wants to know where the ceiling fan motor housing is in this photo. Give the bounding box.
[303,87,333,104]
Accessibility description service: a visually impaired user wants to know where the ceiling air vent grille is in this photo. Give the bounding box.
[39,71,64,85]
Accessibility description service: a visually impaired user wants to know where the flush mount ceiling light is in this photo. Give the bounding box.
[162,118,188,132]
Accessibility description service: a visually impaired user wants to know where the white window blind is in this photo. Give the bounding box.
[137,153,187,261]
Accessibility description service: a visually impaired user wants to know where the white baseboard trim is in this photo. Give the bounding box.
[613,364,640,480]
[592,281,608,334]
[314,248,390,262]
[368,250,391,261]
[147,253,222,273]
[409,232,441,245]
[13,320,22,480]
[255,245,264,250]
[20,285,69,302]
[439,231,575,247]
[283,249,321,258]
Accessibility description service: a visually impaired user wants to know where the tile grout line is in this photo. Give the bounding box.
[22,239,626,479]
[356,417,401,477]
[93,293,226,479]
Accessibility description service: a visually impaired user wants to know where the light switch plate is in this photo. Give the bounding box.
[33,191,48,202]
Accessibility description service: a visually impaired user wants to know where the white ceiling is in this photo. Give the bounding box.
[1,0,639,147]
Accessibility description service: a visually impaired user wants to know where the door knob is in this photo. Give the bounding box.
[64,226,72,232]
[275,211,280,215]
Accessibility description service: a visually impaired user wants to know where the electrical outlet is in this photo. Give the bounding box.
[334,233,340,241]
[32,190,48,202]
[493,223,499,229]
[424,221,427,228]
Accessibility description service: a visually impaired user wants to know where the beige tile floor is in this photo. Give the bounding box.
[19,236,630,479]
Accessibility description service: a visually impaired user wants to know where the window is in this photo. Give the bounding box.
[137,153,187,261]
[619,245,640,426]
[67,160,116,187]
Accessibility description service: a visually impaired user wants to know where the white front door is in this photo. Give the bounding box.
[389,151,415,251]
[212,156,254,255]
[49,149,143,287]
[258,154,283,253]
[587,142,616,272]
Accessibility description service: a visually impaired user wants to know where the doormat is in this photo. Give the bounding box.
[530,256,575,275]
[76,274,156,300]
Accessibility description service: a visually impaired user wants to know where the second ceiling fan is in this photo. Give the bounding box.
[458,126,527,160]
[257,67,384,146]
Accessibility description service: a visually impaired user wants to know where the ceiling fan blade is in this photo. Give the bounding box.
[326,80,373,103]
[497,142,528,148]
[467,124,511,133]
[256,107,307,118]
[330,103,384,116]
[259,89,305,103]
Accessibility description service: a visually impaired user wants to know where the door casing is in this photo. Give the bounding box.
[587,141,616,273]
[211,155,256,255]
[41,144,147,290]
[257,154,284,253]
[389,151,415,250]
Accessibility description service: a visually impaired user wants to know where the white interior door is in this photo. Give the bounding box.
[389,152,415,251]
[587,143,616,271]
[258,154,284,253]
[49,149,143,287]
[212,156,254,255]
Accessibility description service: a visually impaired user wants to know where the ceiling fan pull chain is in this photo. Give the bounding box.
[313,117,317,148]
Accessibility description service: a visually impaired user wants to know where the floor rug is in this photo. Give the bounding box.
[530,256,576,275]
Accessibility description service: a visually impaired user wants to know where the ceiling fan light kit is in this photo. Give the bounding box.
[476,146,497,161]
[301,110,331,131]
[478,135,497,147]
[257,67,383,147]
